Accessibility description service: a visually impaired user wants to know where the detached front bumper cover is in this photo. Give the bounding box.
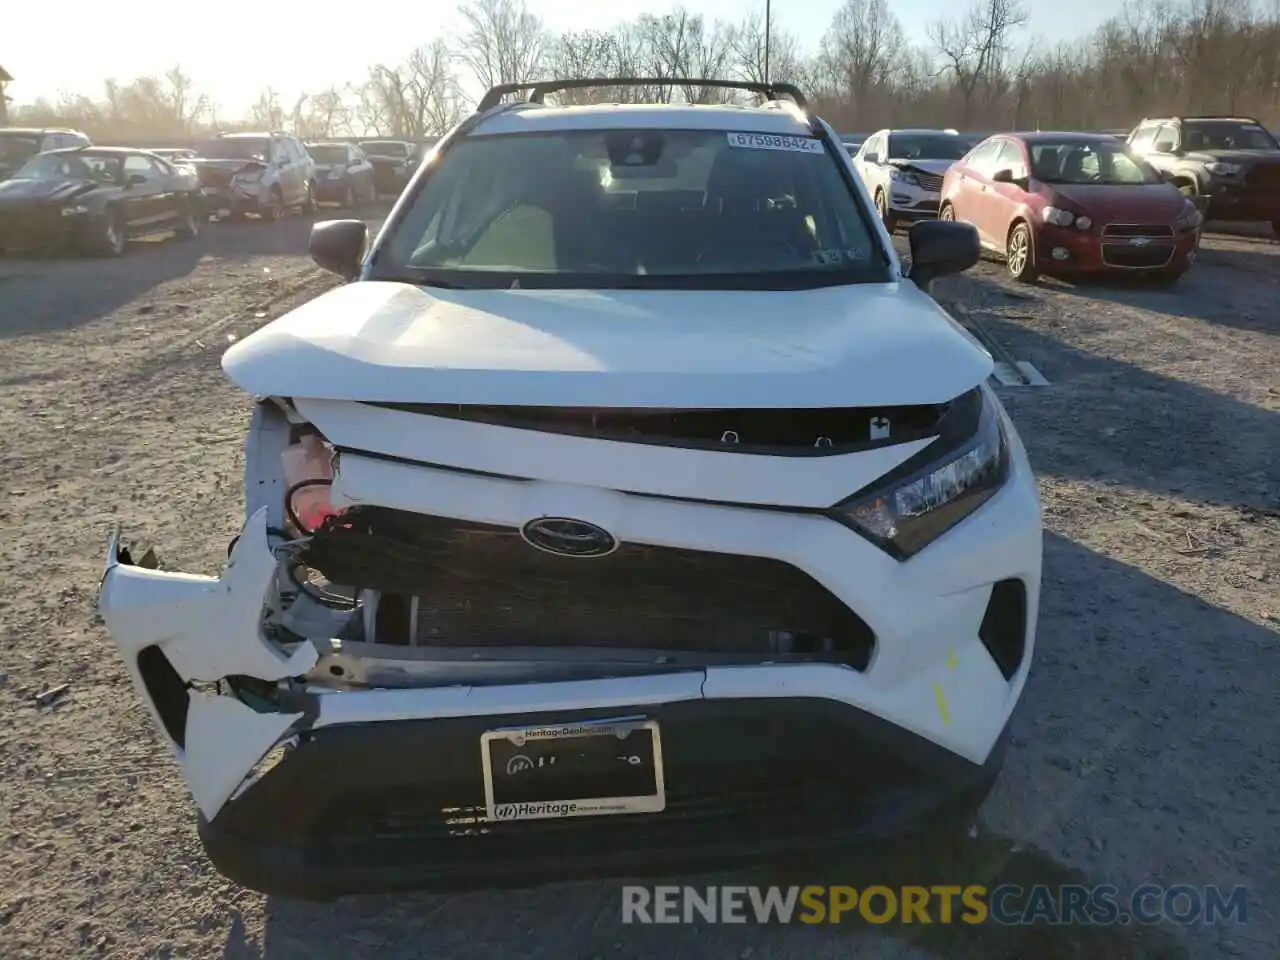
[98,507,317,818]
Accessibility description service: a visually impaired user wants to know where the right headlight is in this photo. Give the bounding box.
[1041,205,1076,227]
[831,389,1010,560]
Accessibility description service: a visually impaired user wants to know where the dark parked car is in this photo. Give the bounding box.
[1127,115,1280,234]
[0,146,202,256]
[940,132,1202,285]
[0,127,91,181]
[358,139,418,195]
[306,141,376,207]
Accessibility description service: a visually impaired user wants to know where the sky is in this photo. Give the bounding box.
[4,0,1122,117]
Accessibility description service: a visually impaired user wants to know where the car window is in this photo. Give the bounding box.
[1129,125,1158,152]
[378,128,888,288]
[17,151,122,182]
[1152,124,1179,151]
[308,144,348,165]
[1029,141,1158,185]
[886,133,970,161]
[965,140,1003,176]
[201,138,269,162]
[1181,121,1279,151]
[123,154,160,180]
[995,140,1027,178]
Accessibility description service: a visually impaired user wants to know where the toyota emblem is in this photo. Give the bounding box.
[520,517,619,558]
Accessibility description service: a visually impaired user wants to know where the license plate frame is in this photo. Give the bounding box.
[480,717,666,823]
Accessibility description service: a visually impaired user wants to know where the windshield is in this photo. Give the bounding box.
[198,138,269,161]
[375,128,886,289]
[362,141,408,158]
[13,152,122,183]
[0,134,41,164]
[1181,121,1279,151]
[1030,141,1159,185]
[308,145,348,164]
[887,134,970,161]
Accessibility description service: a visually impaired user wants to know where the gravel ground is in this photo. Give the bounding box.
[0,218,1276,960]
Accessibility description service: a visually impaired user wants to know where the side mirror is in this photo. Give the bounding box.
[1154,141,1180,155]
[1157,168,1177,182]
[309,219,368,280]
[907,219,980,287]
[992,168,1015,183]
[864,153,880,164]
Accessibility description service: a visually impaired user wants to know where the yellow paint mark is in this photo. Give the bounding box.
[933,682,953,726]
[946,651,958,671]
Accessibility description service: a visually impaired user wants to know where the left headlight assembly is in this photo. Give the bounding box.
[831,388,1010,560]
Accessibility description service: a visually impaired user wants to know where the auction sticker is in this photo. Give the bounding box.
[727,132,824,154]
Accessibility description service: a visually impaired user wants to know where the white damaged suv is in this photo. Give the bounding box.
[98,78,1042,899]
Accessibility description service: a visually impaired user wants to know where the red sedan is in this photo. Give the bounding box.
[939,132,1203,285]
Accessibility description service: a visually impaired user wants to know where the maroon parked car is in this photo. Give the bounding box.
[939,132,1203,285]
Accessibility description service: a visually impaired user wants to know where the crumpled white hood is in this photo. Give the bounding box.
[222,280,992,407]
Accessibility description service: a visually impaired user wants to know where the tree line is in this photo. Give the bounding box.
[11,0,1280,141]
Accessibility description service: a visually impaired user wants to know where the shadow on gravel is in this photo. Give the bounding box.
[216,532,1275,960]
[953,281,1278,511]
[1035,256,1279,334]
[0,206,386,339]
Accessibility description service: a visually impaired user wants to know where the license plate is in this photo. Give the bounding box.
[480,717,665,822]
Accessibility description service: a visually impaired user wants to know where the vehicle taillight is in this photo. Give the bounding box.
[280,433,345,533]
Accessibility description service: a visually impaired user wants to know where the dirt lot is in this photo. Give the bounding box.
[0,218,1276,960]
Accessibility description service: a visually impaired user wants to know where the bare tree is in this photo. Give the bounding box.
[818,0,906,126]
[732,12,803,87]
[249,87,286,129]
[930,0,1029,125]
[458,0,546,92]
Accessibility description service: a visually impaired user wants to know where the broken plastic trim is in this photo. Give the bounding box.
[97,508,318,818]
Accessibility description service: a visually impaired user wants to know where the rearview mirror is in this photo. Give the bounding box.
[309,219,368,280]
[907,219,980,288]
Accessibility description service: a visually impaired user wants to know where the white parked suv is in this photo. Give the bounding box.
[97,78,1043,899]
[852,128,973,231]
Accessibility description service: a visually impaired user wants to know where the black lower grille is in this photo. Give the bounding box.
[1101,242,1174,268]
[301,507,875,666]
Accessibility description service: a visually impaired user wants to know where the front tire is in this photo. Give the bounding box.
[1005,221,1039,283]
[90,206,126,258]
[939,202,956,222]
[302,181,317,215]
[875,190,898,233]
[259,188,283,222]
[174,198,201,240]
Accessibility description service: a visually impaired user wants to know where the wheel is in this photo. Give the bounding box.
[90,206,126,257]
[174,198,201,240]
[1005,222,1039,283]
[939,202,956,222]
[875,190,898,233]
[260,187,283,222]
[302,181,317,215]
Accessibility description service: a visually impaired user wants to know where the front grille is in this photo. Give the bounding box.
[1100,242,1175,268]
[1101,223,1174,238]
[301,508,875,666]
[915,172,944,192]
[1245,162,1280,190]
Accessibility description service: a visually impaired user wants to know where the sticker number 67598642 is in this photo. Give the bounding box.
[726,132,824,154]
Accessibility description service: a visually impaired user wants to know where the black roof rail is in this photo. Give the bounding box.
[476,77,809,113]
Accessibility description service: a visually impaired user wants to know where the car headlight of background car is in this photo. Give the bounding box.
[1041,205,1092,230]
[1205,161,1243,177]
[832,389,1010,560]
[59,205,89,217]
[890,168,921,187]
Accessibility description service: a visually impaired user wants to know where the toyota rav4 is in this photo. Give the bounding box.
[97,78,1043,900]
